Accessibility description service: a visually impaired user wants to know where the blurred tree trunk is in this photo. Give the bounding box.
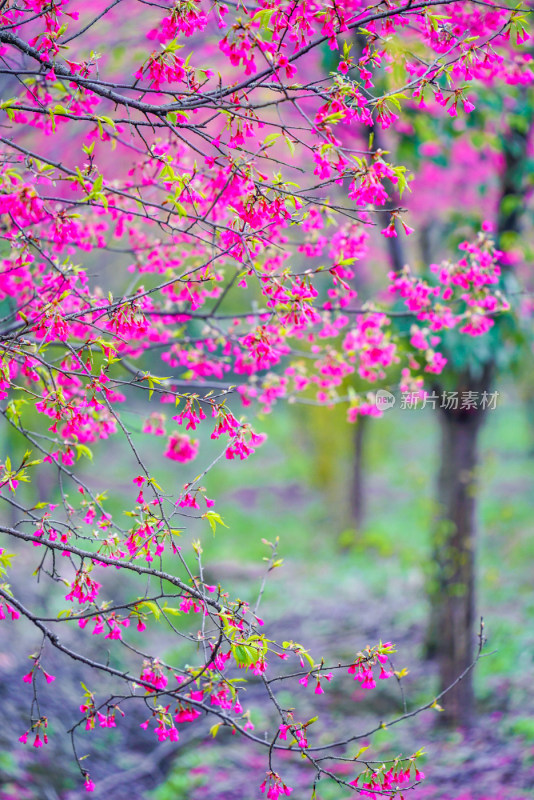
[346,116,406,533]
[426,102,531,726]
[429,368,491,726]
[350,415,367,530]
[346,202,403,536]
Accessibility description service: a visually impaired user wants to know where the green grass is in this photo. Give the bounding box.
[168,387,534,703]
[117,382,534,799]
[7,378,531,797]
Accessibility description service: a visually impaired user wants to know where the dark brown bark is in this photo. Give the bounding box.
[350,415,368,530]
[426,95,531,725]
[431,386,488,726]
[426,363,494,725]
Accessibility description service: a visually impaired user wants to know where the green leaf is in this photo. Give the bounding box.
[139,600,161,620]
[162,605,181,617]
[202,510,229,534]
[263,132,281,147]
[76,444,93,462]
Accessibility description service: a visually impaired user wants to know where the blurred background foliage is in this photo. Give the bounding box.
[1,380,534,799]
[1,11,534,800]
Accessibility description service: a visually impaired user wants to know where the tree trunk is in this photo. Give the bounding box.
[433,407,480,725]
[350,415,368,530]
[426,366,492,726]
[425,93,531,725]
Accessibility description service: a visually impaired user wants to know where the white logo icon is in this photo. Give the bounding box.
[375,390,396,411]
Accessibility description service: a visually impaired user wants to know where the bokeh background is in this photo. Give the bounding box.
[1,3,534,799]
[1,383,534,799]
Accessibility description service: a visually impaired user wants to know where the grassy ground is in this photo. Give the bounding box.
[188,385,534,699]
[146,383,534,799]
[1,383,533,799]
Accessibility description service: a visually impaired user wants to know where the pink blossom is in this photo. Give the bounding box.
[164,432,199,463]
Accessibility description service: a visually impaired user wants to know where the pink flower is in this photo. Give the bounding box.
[401,221,415,236]
[164,432,199,463]
[381,223,397,238]
[279,724,290,740]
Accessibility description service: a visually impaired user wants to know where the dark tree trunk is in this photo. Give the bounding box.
[426,364,494,725]
[426,92,531,725]
[350,415,368,530]
[346,123,405,532]
[432,394,485,725]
